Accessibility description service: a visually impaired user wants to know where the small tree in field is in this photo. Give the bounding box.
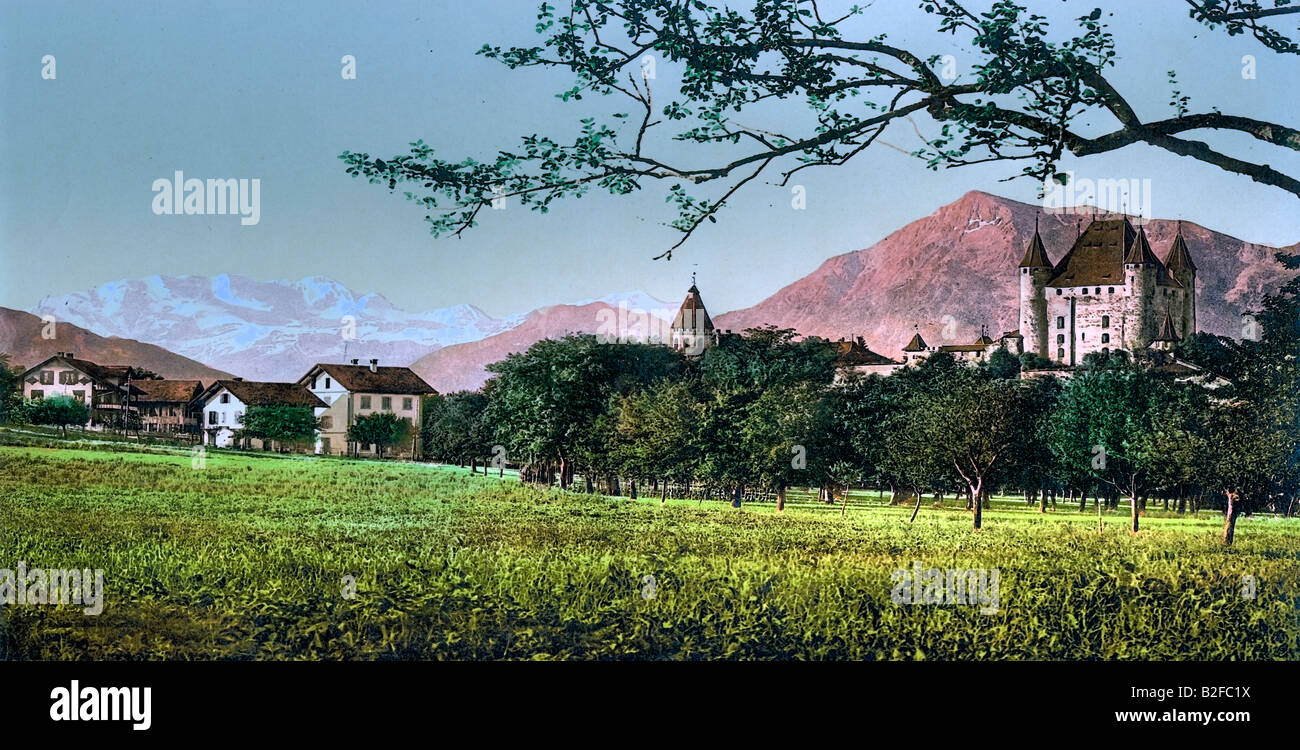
[348,412,413,459]
[30,395,90,437]
[238,405,320,452]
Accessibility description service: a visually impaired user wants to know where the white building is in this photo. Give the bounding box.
[193,379,326,449]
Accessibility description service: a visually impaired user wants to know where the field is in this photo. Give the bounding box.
[2,440,1299,660]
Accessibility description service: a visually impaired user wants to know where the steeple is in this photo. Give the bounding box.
[902,324,928,352]
[1018,216,1053,268]
[670,281,715,355]
[1123,225,1161,266]
[1164,224,1197,273]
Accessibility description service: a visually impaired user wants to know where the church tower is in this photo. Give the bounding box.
[1017,217,1052,357]
[1163,224,1197,341]
[670,280,716,356]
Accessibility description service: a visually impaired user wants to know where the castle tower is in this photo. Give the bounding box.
[669,282,715,356]
[1017,217,1053,357]
[1163,225,1197,341]
[1123,225,1161,350]
[1149,310,1180,352]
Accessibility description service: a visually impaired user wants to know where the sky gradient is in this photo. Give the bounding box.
[3,0,1298,319]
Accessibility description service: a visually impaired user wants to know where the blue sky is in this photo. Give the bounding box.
[3,0,1298,318]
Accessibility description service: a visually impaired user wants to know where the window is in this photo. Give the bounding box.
[1108,287,1115,294]
[402,397,413,411]
[31,390,44,400]
[1095,288,1101,295]
[381,396,392,411]
[360,396,371,409]
[220,412,226,424]
[320,416,332,430]
[322,438,331,454]
[1056,289,1062,296]
[325,378,331,389]
[1056,317,1065,329]
[1057,334,1065,344]
[1102,333,1110,344]
[235,411,243,425]
[220,393,230,404]
[1081,332,1086,341]
[59,371,76,384]
[73,390,85,403]
[1057,348,1065,360]
[40,370,54,385]
[1101,316,1109,329]
[1102,347,1109,356]
[209,411,217,425]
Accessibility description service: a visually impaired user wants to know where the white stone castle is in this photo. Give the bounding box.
[1018,216,1195,364]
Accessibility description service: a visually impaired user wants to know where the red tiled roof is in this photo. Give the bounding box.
[199,380,327,408]
[304,364,436,395]
[133,379,203,403]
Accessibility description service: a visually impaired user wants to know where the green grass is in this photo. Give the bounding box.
[2,443,1298,660]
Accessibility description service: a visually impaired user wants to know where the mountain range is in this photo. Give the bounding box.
[9,191,1296,391]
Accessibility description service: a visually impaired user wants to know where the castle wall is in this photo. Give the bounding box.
[1045,284,1130,365]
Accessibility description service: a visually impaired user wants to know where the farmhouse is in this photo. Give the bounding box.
[194,379,326,449]
[832,336,901,380]
[19,352,142,428]
[132,379,203,434]
[296,359,436,458]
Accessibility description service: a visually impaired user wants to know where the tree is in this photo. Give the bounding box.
[740,382,833,512]
[485,334,684,488]
[238,405,320,452]
[347,412,413,459]
[1047,365,1174,534]
[422,391,492,468]
[28,395,90,437]
[0,353,22,424]
[985,347,1021,379]
[342,1,1300,256]
[908,367,1042,530]
[613,379,701,505]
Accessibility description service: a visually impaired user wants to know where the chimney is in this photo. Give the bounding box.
[368,359,378,373]
[350,359,359,365]
[66,352,75,359]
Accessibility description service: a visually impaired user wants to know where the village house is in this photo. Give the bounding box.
[18,352,142,428]
[132,379,203,434]
[193,379,326,450]
[296,359,437,458]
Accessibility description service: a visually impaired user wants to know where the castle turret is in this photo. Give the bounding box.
[1123,225,1160,350]
[1017,219,1053,357]
[670,283,715,356]
[1149,309,1180,352]
[1163,225,1197,341]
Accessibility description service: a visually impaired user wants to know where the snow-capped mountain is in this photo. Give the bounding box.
[32,274,517,381]
[31,275,672,382]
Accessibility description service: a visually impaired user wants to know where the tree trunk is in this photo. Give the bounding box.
[909,489,923,523]
[776,485,785,513]
[1129,478,1140,535]
[731,484,743,508]
[971,477,984,530]
[662,479,669,506]
[629,478,637,499]
[888,482,898,506]
[1038,488,1047,513]
[1222,491,1241,546]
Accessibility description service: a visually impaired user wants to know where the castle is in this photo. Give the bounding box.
[667,214,1199,374]
[1018,216,1196,364]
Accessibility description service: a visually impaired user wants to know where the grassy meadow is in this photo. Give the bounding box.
[1,439,1298,660]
